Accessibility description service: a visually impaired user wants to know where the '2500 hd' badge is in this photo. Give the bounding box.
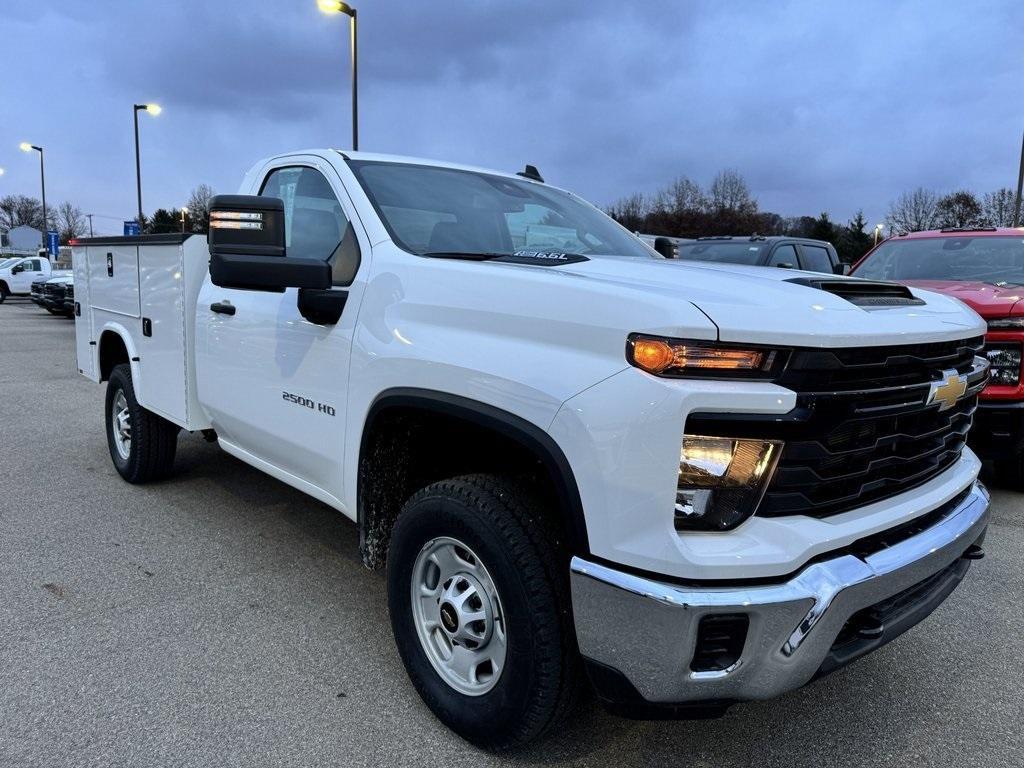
[282,391,335,416]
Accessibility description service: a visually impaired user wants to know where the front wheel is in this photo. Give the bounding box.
[105,363,179,483]
[0,283,8,304]
[387,474,579,750]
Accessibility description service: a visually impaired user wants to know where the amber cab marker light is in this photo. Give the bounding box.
[631,338,675,373]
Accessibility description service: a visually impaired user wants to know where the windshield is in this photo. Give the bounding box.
[347,160,655,259]
[677,241,766,265]
[0,258,21,270]
[855,236,1024,284]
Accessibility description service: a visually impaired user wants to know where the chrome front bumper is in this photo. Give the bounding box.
[570,481,989,706]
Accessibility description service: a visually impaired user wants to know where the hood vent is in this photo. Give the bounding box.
[787,277,925,307]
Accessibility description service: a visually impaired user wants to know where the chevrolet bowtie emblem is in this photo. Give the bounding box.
[927,368,968,412]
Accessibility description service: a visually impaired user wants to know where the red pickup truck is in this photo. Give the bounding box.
[852,227,1024,483]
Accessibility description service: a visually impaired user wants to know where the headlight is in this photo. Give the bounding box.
[987,318,1024,330]
[627,335,787,379]
[675,435,782,531]
[985,343,1022,386]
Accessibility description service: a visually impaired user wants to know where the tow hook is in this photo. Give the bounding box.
[961,544,985,561]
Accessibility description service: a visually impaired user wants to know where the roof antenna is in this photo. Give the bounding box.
[517,164,544,183]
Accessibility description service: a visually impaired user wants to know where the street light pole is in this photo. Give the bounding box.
[133,103,162,229]
[180,207,188,233]
[19,142,46,244]
[318,1,359,150]
[1013,130,1024,228]
[874,224,884,246]
[87,213,94,237]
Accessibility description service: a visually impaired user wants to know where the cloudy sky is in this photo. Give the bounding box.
[2,0,1021,234]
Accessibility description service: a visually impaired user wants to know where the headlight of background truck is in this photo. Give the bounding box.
[984,342,1021,386]
[675,436,782,531]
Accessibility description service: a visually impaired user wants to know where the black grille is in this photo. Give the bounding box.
[44,283,67,300]
[689,336,986,519]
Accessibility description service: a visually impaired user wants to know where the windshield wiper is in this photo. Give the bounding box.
[422,251,512,261]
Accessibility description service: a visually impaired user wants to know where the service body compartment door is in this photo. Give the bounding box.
[89,244,140,318]
[72,245,96,380]
[137,243,188,423]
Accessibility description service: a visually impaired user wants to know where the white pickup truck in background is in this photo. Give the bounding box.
[72,149,990,749]
[0,254,53,302]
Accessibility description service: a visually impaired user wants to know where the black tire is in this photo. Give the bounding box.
[0,283,8,303]
[105,363,179,483]
[387,474,580,750]
[46,306,62,315]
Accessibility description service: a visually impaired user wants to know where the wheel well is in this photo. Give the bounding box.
[98,331,130,382]
[358,390,588,569]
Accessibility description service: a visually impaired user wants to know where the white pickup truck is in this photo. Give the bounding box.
[72,149,990,749]
[0,254,53,302]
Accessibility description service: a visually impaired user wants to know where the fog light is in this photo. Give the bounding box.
[676,436,782,531]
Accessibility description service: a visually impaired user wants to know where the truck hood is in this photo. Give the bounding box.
[894,279,1023,320]
[557,257,985,346]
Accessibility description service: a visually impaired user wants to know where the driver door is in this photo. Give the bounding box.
[195,157,367,507]
[12,258,45,292]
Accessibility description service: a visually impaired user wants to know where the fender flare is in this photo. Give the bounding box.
[97,323,145,404]
[360,387,590,556]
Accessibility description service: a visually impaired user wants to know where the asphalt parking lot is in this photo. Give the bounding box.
[1,299,1023,768]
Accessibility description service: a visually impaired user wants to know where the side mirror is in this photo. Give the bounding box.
[775,262,795,269]
[207,194,330,292]
[833,263,850,276]
[653,237,676,259]
[11,264,24,274]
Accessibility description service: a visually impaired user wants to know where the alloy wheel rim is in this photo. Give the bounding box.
[112,390,131,460]
[410,536,507,696]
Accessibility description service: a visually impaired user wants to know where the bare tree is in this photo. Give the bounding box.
[186,183,216,233]
[56,201,86,243]
[0,194,45,231]
[935,190,983,229]
[885,187,940,233]
[653,176,707,214]
[981,188,1020,227]
[606,192,652,231]
[709,169,757,214]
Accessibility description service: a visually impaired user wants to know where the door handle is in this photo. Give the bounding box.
[210,301,236,316]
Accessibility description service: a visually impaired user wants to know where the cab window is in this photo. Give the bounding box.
[260,165,360,286]
[767,244,798,268]
[800,244,833,273]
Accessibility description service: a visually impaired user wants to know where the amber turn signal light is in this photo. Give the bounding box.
[631,339,676,373]
[627,336,784,379]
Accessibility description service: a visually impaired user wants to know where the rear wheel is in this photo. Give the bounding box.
[105,363,179,483]
[0,283,8,303]
[387,474,579,750]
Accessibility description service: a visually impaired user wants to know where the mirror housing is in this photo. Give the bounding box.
[207,194,331,292]
[11,264,24,274]
[653,237,676,259]
[833,262,851,276]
